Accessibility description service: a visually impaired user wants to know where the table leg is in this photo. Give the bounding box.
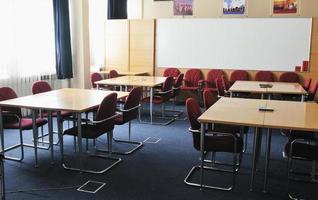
[97,85,99,90]
[261,93,264,100]
[47,111,54,164]
[77,113,83,171]
[250,127,260,191]
[150,87,153,124]
[0,107,4,153]
[200,123,205,189]
[263,128,272,193]
[301,95,304,102]
[31,110,38,168]
[57,111,64,163]
[230,91,233,98]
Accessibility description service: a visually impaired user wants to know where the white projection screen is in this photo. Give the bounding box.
[156,18,312,71]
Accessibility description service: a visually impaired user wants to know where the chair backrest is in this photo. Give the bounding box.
[174,73,184,88]
[95,93,118,132]
[215,77,225,97]
[230,70,249,83]
[308,81,318,101]
[186,97,202,151]
[163,68,181,78]
[255,71,274,82]
[206,69,224,88]
[0,87,22,120]
[123,87,143,122]
[91,72,103,88]
[184,69,203,87]
[32,80,52,94]
[303,78,312,92]
[279,72,299,83]
[203,90,218,110]
[109,70,119,79]
[161,76,174,101]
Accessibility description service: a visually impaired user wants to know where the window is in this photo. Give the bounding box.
[0,0,56,79]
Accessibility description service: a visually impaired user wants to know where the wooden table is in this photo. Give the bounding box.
[229,81,307,101]
[197,97,318,193]
[99,70,148,77]
[0,88,128,168]
[95,76,167,124]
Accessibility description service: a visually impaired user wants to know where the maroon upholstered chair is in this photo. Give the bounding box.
[163,68,181,78]
[284,136,318,199]
[255,71,274,82]
[91,72,104,89]
[230,70,249,84]
[142,76,175,125]
[0,87,48,163]
[307,81,318,101]
[203,90,218,110]
[63,93,121,174]
[112,87,144,155]
[202,69,225,92]
[184,98,243,190]
[279,72,299,83]
[32,80,73,146]
[302,78,312,92]
[215,76,229,97]
[181,69,203,91]
[172,73,184,101]
[109,69,119,79]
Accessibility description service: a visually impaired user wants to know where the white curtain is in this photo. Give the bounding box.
[0,0,57,97]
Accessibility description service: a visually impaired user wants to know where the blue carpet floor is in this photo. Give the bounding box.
[2,105,317,200]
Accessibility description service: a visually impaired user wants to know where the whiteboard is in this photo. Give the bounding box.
[156,18,312,71]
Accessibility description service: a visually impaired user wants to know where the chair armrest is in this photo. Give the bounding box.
[117,104,140,113]
[188,128,201,134]
[88,113,120,125]
[154,89,173,95]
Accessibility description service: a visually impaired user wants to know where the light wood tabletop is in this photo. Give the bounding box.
[0,88,129,112]
[229,81,268,94]
[99,70,148,76]
[263,100,318,132]
[95,76,167,88]
[198,97,267,127]
[266,82,307,95]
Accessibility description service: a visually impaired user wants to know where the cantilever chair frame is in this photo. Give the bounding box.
[184,128,242,191]
[61,113,122,174]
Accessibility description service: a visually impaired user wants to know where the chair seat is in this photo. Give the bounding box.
[41,111,73,118]
[181,86,199,91]
[142,96,164,104]
[285,141,318,161]
[4,118,47,130]
[64,124,107,139]
[204,135,243,153]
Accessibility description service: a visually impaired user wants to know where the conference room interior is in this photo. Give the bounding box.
[0,0,318,199]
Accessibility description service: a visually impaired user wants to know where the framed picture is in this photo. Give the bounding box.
[271,0,300,15]
[222,0,247,15]
[173,0,193,16]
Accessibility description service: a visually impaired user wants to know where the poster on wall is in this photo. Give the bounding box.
[223,0,247,15]
[272,0,299,14]
[173,0,193,16]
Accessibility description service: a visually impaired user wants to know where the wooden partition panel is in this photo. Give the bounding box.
[105,20,129,71]
[129,19,155,75]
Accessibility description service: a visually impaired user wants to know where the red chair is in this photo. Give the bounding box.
[303,78,312,92]
[141,76,175,125]
[109,69,119,78]
[90,72,104,89]
[307,81,318,101]
[255,71,274,82]
[279,72,299,83]
[0,87,48,163]
[184,98,243,190]
[163,68,181,78]
[202,69,225,92]
[32,81,73,146]
[230,70,249,84]
[63,93,121,174]
[215,76,229,97]
[203,90,218,110]
[181,69,203,91]
[111,87,144,155]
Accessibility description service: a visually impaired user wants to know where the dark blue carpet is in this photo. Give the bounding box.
[2,105,317,200]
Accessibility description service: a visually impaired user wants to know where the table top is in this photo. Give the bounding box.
[198,97,318,132]
[198,97,267,127]
[263,100,318,132]
[99,70,148,76]
[95,76,167,87]
[229,81,307,95]
[0,88,129,112]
